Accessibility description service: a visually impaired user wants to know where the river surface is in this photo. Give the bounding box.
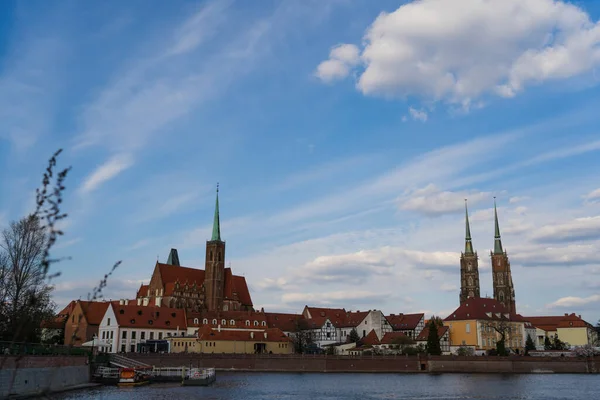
[51,372,599,400]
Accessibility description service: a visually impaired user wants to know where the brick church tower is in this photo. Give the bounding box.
[490,199,516,314]
[460,200,480,304]
[204,185,225,311]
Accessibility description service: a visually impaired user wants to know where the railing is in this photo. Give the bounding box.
[0,341,91,356]
[94,366,120,379]
[109,353,151,368]
[151,367,187,377]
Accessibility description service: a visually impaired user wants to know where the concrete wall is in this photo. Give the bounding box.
[126,353,600,374]
[1,356,89,399]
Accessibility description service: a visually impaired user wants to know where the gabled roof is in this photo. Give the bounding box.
[195,326,291,342]
[380,331,408,345]
[359,329,380,346]
[340,311,369,328]
[112,304,187,330]
[137,285,149,298]
[386,313,424,330]
[303,306,347,328]
[78,301,111,325]
[444,298,514,322]
[416,325,449,341]
[265,312,303,332]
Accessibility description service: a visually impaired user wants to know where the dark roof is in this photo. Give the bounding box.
[78,301,111,325]
[359,329,380,346]
[416,325,449,341]
[386,313,424,330]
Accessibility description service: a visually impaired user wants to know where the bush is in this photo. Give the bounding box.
[456,346,475,356]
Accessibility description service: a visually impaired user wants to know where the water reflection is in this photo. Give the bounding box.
[49,372,600,400]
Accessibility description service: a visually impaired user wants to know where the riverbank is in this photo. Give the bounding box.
[126,353,600,374]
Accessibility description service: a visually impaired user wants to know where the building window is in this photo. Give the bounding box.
[222,319,226,325]
[132,331,137,339]
[230,319,235,325]
[212,319,217,325]
[262,321,266,326]
[159,332,163,339]
[246,320,250,326]
[121,344,126,352]
[107,318,111,326]
[254,321,259,326]
[203,318,208,325]
[327,332,331,338]
[466,323,470,333]
[218,252,222,262]
[150,332,154,340]
[194,318,199,324]
[130,345,135,353]
[122,331,127,339]
[141,332,145,340]
[110,331,114,339]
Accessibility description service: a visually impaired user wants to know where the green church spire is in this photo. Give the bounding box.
[493,197,503,255]
[211,183,221,241]
[464,199,474,255]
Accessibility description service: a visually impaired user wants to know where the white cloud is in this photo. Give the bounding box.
[399,184,490,216]
[318,0,600,107]
[547,294,600,309]
[513,242,600,267]
[79,154,134,194]
[282,290,389,308]
[584,188,600,204]
[409,107,428,122]
[531,216,600,242]
[314,44,360,82]
[440,283,458,292]
[509,196,530,204]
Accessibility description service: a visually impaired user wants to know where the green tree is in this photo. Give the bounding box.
[544,336,552,350]
[525,334,536,355]
[456,346,475,356]
[347,327,360,343]
[291,319,314,354]
[426,320,442,355]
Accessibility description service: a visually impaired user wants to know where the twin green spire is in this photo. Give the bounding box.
[211,183,221,242]
[464,200,474,255]
[493,197,504,255]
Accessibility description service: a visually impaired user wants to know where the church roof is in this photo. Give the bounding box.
[444,298,515,322]
[137,285,149,298]
[155,263,252,306]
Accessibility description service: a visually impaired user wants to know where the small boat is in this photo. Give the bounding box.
[182,367,216,386]
[117,368,150,387]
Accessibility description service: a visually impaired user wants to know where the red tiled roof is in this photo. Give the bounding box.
[157,263,252,306]
[195,326,291,342]
[526,313,593,330]
[340,311,369,328]
[265,312,303,332]
[416,325,449,341]
[137,285,149,298]
[359,329,380,346]
[79,301,111,325]
[444,298,515,322]
[386,313,424,330]
[113,304,187,330]
[187,310,267,327]
[57,301,76,317]
[380,331,408,345]
[302,307,371,329]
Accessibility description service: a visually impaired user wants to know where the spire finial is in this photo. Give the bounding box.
[211,183,221,241]
[493,197,503,254]
[464,199,474,255]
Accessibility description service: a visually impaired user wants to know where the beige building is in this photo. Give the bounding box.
[168,326,293,354]
[527,313,598,347]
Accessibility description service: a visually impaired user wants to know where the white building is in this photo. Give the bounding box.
[97,301,187,353]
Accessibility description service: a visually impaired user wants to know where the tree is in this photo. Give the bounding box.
[391,334,416,354]
[551,334,569,351]
[456,346,475,356]
[347,328,360,344]
[544,336,552,350]
[0,215,56,342]
[525,334,536,355]
[290,319,314,354]
[484,320,509,356]
[426,319,442,355]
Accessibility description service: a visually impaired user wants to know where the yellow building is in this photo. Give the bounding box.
[168,326,293,354]
[444,298,526,354]
[527,313,598,347]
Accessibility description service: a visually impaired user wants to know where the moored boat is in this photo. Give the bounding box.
[182,367,216,386]
[117,367,150,387]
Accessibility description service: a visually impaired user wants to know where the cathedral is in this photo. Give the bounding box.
[459,199,517,314]
[135,187,254,312]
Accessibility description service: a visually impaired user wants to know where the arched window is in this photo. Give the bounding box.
[221,319,227,326]
[467,262,472,272]
[261,321,266,326]
[253,321,259,326]
[246,320,250,326]
[230,319,235,325]
[212,319,217,325]
[193,318,199,324]
[468,277,473,286]
[499,291,505,302]
[203,318,208,325]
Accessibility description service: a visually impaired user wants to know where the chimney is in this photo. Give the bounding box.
[578,315,582,319]
[565,313,568,317]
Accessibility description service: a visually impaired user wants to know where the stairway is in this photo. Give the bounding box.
[109,353,151,368]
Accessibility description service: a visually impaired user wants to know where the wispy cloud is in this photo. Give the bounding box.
[79,153,134,194]
[547,294,600,309]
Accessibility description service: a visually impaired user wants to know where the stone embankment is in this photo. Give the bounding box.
[127,353,600,374]
[1,356,92,399]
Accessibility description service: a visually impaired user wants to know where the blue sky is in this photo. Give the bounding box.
[1,0,600,323]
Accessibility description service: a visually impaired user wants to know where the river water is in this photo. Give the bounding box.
[51,372,599,399]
